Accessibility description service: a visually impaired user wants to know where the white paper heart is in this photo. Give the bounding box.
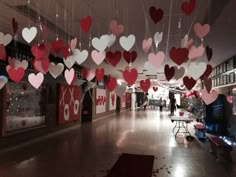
[0,76,8,89]
[148,51,165,68]
[14,60,28,69]
[115,84,127,97]
[28,72,44,89]
[142,38,153,53]
[173,66,185,80]
[188,62,207,80]
[48,62,64,79]
[92,35,108,52]
[63,55,75,69]
[119,34,135,51]
[200,90,218,105]
[144,61,158,74]
[153,32,163,45]
[22,27,37,43]
[0,32,12,46]
[65,68,75,85]
[70,38,77,52]
[107,34,116,48]
[74,49,88,65]
[91,50,106,65]
[188,45,205,61]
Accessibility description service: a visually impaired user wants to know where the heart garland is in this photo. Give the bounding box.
[107,34,116,47]
[0,32,12,46]
[181,34,194,49]
[74,49,88,65]
[106,51,122,67]
[95,68,105,82]
[181,0,196,16]
[142,38,153,53]
[188,62,207,80]
[70,38,77,52]
[105,76,117,92]
[33,56,49,74]
[149,6,164,24]
[22,27,37,43]
[123,51,137,64]
[153,87,158,92]
[64,68,75,85]
[194,23,210,39]
[123,68,138,86]
[51,39,63,56]
[80,16,92,33]
[183,76,196,90]
[119,35,135,51]
[7,67,25,83]
[28,72,44,89]
[200,64,212,80]
[188,45,205,61]
[86,68,96,81]
[110,20,124,36]
[63,55,76,69]
[92,35,108,52]
[153,32,163,46]
[200,90,218,105]
[48,62,64,79]
[148,51,165,68]
[91,50,106,65]
[164,64,175,81]
[140,79,151,93]
[169,47,189,65]
[173,66,185,80]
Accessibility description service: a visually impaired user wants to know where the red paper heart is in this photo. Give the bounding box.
[81,68,87,79]
[51,39,63,56]
[140,79,151,93]
[33,57,49,74]
[149,6,164,24]
[181,0,196,16]
[123,51,137,64]
[183,76,196,90]
[31,43,47,59]
[164,65,175,81]
[7,67,25,83]
[80,16,92,33]
[71,72,77,85]
[153,87,158,92]
[204,77,212,93]
[110,20,124,36]
[0,44,6,61]
[12,17,18,35]
[123,68,138,86]
[95,68,104,82]
[200,64,212,80]
[105,76,117,92]
[106,51,122,67]
[206,45,213,62]
[169,47,189,65]
[63,44,70,59]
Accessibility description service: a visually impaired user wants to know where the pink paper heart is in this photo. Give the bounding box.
[200,90,218,105]
[148,51,165,67]
[91,50,106,65]
[227,96,233,104]
[70,38,77,52]
[64,68,75,85]
[194,23,210,39]
[188,45,205,61]
[33,57,49,74]
[86,68,96,81]
[142,38,153,53]
[28,72,44,89]
[8,57,17,68]
[110,20,124,36]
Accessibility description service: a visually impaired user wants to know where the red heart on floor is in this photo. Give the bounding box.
[140,79,151,93]
[169,47,189,65]
[95,68,104,82]
[31,43,47,59]
[164,65,175,81]
[123,68,138,86]
[149,6,164,24]
[12,17,18,35]
[80,16,92,33]
[63,44,70,59]
[51,39,63,56]
[81,68,87,79]
[106,51,122,67]
[206,45,213,62]
[7,67,25,83]
[0,44,6,61]
[105,76,117,92]
[181,0,196,16]
[153,87,158,92]
[183,76,196,90]
[204,77,212,93]
[200,64,212,80]
[123,51,137,64]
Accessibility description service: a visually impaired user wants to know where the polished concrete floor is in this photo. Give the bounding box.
[0,109,235,177]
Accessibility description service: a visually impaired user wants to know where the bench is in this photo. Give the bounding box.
[194,124,206,140]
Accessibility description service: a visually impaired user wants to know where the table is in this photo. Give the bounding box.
[171,116,194,137]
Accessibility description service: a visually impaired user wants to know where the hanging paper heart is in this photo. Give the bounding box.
[164,65,175,81]
[188,45,205,61]
[194,23,210,39]
[173,66,185,80]
[148,51,165,68]
[0,44,6,61]
[119,35,135,51]
[183,76,196,90]
[92,35,108,52]
[153,32,163,45]
[86,68,96,81]
[169,47,189,65]
[31,43,47,59]
[70,38,77,52]
[110,20,124,36]
[39,22,48,39]
[63,55,75,69]
[105,76,117,92]
[74,49,88,65]
[28,72,44,89]
[142,38,153,53]
[80,16,92,33]
[140,79,151,92]
[33,56,49,74]
[95,68,104,82]
[81,68,87,79]
[204,77,212,93]
[106,51,121,67]
[107,34,116,47]
[63,44,70,59]
[51,39,63,56]
[48,62,64,79]
[0,32,12,46]
[7,67,25,83]
[200,90,218,105]
[200,64,212,80]
[91,50,106,65]
[153,87,158,92]
[123,68,138,86]
[115,84,126,98]
[206,46,213,62]
[0,76,8,90]
[149,6,164,24]
[227,96,233,104]
[8,57,17,67]
[123,51,137,64]
[181,0,196,16]
[65,68,75,85]
[144,61,158,74]
[188,62,207,80]
[181,34,194,49]
[22,27,37,43]
[12,17,18,35]
[14,60,28,69]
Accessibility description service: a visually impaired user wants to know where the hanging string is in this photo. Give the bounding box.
[165,0,173,61]
[55,3,59,40]
[27,0,31,28]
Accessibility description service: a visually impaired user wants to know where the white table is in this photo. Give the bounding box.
[171,116,194,137]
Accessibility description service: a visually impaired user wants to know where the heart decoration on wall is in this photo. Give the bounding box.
[173,66,185,80]
[28,72,44,89]
[188,62,207,80]
[106,51,122,67]
[80,16,92,33]
[164,64,175,81]
[48,62,64,79]
[0,32,12,46]
[0,76,8,90]
[105,76,117,92]
[73,49,88,65]
[95,68,104,82]
[188,45,205,61]
[91,50,106,65]
[181,0,196,16]
[153,32,163,46]
[148,51,165,68]
[123,51,137,64]
[153,87,158,92]
[194,23,210,39]
[65,68,75,85]
[86,68,96,81]
[12,17,18,35]
[70,38,77,52]
[119,35,135,51]
[110,20,124,36]
[0,44,6,61]
[200,90,218,105]
[7,67,25,83]
[140,79,151,93]
[123,68,138,86]
[142,38,153,53]
[169,47,189,65]
[149,6,164,24]
[22,27,37,43]
[92,35,108,52]
[200,64,212,80]
[204,77,212,93]
[183,76,196,90]
[51,39,63,56]
[115,84,127,98]
[206,45,213,61]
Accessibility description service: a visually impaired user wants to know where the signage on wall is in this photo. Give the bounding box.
[96,88,106,114]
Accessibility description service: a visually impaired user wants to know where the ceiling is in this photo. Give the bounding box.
[0,0,236,89]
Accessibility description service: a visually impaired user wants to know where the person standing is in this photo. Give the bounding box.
[170,96,176,116]
[159,97,163,112]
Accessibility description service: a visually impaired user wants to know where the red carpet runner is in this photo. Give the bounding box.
[106,153,154,177]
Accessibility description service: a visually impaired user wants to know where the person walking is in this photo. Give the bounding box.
[170,96,176,116]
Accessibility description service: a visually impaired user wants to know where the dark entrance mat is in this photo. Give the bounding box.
[106,153,154,177]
